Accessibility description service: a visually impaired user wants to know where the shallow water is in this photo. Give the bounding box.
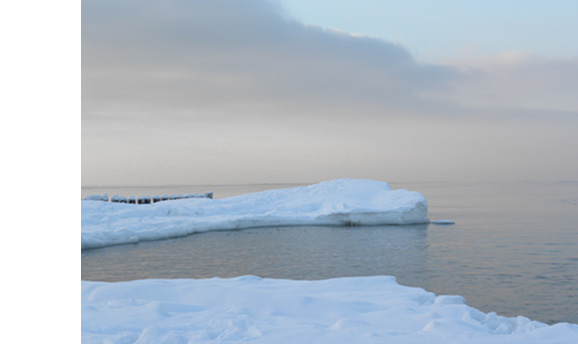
[81,181,578,325]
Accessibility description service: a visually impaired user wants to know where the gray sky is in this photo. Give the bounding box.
[82,0,578,186]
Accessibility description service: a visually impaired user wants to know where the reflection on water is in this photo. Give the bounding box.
[81,182,578,325]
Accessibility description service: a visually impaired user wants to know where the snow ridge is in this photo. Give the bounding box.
[81,179,429,249]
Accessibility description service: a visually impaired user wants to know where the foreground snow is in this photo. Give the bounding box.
[82,179,429,249]
[82,276,578,344]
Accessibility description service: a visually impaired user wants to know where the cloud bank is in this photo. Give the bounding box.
[82,0,578,185]
[82,0,458,119]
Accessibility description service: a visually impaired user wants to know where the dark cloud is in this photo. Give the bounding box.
[82,0,458,122]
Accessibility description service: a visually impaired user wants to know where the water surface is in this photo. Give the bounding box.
[82,181,578,325]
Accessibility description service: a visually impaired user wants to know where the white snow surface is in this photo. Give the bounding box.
[81,179,429,249]
[82,276,578,344]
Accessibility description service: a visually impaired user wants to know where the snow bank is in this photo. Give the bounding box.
[81,276,578,344]
[81,179,428,249]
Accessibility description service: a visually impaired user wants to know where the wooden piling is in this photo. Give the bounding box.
[138,196,151,204]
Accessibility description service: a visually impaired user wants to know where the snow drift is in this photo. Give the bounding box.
[81,179,429,249]
[81,276,578,344]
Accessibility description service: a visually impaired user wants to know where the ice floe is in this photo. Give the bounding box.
[81,179,429,249]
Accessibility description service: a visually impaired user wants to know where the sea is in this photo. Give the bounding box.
[81,181,578,325]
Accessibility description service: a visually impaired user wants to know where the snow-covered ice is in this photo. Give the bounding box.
[81,179,429,249]
[81,179,577,343]
[82,276,578,344]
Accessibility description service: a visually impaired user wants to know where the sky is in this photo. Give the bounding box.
[82,0,578,186]
[278,0,578,63]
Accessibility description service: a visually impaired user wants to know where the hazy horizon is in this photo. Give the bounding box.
[82,0,578,186]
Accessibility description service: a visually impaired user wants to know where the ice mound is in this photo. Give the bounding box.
[81,179,428,249]
[81,276,578,343]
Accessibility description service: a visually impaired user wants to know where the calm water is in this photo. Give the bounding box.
[81,181,578,325]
